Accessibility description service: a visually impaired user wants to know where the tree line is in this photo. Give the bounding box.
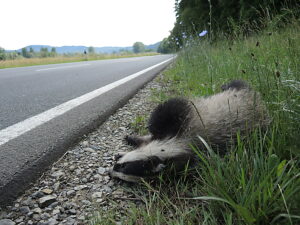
[0,42,156,61]
[0,47,58,60]
[158,0,299,53]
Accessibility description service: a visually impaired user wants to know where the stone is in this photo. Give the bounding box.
[81,178,87,183]
[49,201,59,208]
[102,185,112,193]
[81,200,91,206]
[31,191,44,199]
[66,190,75,196]
[52,208,60,215]
[65,217,76,225]
[69,165,76,172]
[67,209,76,215]
[84,147,95,153]
[32,207,42,214]
[41,188,53,195]
[39,195,56,208]
[0,219,15,225]
[15,217,24,223]
[81,141,89,147]
[19,206,30,214]
[112,189,124,197]
[53,182,60,191]
[44,219,58,225]
[74,185,87,191]
[51,170,65,178]
[22,197,34,207]
[40,213,51,220]
[91,192,103,199]
[97,167,106,175]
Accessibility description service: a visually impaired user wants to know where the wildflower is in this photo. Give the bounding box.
[199,30,208,37]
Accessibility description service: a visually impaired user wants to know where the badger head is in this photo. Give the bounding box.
[109,138,194,182]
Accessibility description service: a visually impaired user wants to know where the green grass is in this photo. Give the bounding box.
[129,115,148,136]
[0,52,159,69]
[90,20,300,225]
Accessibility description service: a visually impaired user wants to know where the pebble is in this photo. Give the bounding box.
[41,189,53,195]
[19,206,30,214]
[84,147,96,153]
[0,219,15,225]
[1,75,166,224]
[66,190,75,196]
[51,170,65,178]
[39,196,57,208]
[91,192,103,199]
[97,167,106,175]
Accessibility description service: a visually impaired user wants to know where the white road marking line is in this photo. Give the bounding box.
[36,63,91,71]
[0,57,174,146]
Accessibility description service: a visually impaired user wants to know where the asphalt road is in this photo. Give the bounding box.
[0,54,174,206]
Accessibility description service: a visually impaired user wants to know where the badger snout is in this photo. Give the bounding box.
[109,152,167,182]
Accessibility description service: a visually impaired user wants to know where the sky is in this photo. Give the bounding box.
[0,0,176,50]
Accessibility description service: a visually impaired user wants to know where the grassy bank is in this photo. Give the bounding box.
[0,52,159,69]
[91,22,300,224]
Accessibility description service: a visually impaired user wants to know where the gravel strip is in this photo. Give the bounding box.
[0,73,167,225]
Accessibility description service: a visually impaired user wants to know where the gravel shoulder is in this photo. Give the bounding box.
[0,73,167,225]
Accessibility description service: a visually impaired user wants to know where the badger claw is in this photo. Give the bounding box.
[114,152,127,161]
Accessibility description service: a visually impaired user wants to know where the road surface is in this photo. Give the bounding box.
[0,54,174,205]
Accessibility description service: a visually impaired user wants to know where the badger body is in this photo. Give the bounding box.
[109,80,270,182]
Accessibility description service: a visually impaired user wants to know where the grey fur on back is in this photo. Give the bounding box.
[148,80,269,154]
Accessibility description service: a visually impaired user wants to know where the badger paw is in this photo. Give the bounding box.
[114,152,127,161]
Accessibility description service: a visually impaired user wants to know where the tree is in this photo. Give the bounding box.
[170,0,300,48]
[21,48,29,58]
[0,47,6,60]
[40,47,49,58]
[158,38,175,54]
[88,46,95,54]
[51,47,57,57]
[133,42,145,53]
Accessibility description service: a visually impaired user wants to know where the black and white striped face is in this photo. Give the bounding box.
[109,138,194,182]
[109,152,166,182]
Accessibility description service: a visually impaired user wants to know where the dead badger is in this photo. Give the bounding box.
[109,80,270,182]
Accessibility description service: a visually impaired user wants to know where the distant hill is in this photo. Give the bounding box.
[11,42,160,54]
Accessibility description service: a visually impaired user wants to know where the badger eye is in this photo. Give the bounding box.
[113,163,125,171]
[161,149,165,152]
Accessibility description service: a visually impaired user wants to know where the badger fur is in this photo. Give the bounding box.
[109,80,270,182]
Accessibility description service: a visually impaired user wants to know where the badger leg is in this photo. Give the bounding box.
[125,135,152,148]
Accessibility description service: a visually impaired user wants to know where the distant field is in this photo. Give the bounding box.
[0,52,159,69]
